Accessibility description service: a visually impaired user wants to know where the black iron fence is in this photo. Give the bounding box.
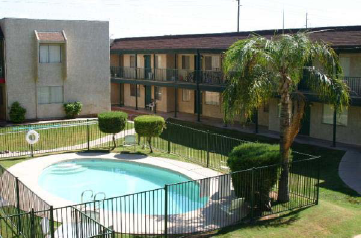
[0,119,320,237]
[0,119,135,159]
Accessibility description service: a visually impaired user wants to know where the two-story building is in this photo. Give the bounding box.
[110,26,361,146]
[0,18,110,121]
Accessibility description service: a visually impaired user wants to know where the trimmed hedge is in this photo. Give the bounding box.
[134,115,165,153]
[98,111,128,150]
[227,143,291,211]
[9,102,26,123]
[63,102,82,119]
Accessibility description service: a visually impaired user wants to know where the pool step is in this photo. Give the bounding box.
[49,163,87,174]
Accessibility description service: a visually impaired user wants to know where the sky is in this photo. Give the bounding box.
[0,0,360,39]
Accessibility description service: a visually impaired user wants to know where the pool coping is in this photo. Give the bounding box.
[8,152,222,208]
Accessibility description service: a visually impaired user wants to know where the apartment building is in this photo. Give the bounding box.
[110,26,361,146]
[0,18,110,120]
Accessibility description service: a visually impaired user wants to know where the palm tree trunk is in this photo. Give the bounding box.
[278,77,292,203]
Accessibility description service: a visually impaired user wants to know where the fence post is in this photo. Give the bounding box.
[30,208,35,238]
[164,184,168,237]
[31,144,34,157]
[15,177,22,234]
[50,206,55,238]
[167,127,171,154]
[206,131,210,168]
[316,157,321,205]
[87,119,90,151]
[250,168,255,222]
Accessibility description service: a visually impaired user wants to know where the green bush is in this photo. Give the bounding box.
[63,102,83,119]
[98,111,128,150]
[9,102,26,123]
[134,115,165,153]
[227,143,291,211]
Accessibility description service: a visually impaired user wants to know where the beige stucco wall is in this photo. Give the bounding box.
[123,83,145,108]
[258,103,270,127]
[1,18,110,120]
[177,88,195,114]
[339,53,361,77]
[111,83,120,105]
[110,54,119,66]
[202,92,223,119]
[268,98,280,132]
[310,102,361,145]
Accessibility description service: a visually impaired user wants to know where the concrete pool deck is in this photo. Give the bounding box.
[8,152,222,208]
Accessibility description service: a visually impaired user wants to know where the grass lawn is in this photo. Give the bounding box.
[0,119,360,237]
[0,121,134,154]
[167,118,361,238]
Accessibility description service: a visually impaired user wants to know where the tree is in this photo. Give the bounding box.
[223,32,349,202]
[134,115,165,153]
[98,111,128,150]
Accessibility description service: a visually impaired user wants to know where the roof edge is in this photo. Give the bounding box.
[113,25,361,42]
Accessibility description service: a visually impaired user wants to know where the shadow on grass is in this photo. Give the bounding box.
[166,118,361,199]
[193,207,308,238]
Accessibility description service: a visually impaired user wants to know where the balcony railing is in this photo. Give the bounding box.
[344,77,361,96]
[110,66,227,85]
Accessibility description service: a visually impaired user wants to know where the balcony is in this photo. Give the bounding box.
[110,66,227,86]
[344,77,361,96]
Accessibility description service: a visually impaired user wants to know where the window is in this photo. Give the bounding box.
[130,55,136,68]
[39,44,61,63]
[130,84,140,97]
[38,86,63,104]
[182,56,190,70]
[322,104,348,126]
[205,56,212,70]
[182,89,191,102]
[155,86,162,100]
[205,91,220,105]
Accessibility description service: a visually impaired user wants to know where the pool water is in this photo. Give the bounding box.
[38,159,208,214]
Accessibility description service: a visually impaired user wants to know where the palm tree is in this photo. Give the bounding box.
[223,32,349,202]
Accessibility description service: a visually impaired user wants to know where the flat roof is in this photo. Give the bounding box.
[111,25,361,52]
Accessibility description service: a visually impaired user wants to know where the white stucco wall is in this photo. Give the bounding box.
[0,18,110,120]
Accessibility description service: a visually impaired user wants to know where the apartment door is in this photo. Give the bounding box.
[194,91,202,114]
[145,86,152,106]
[144,55,152,79]
[299,103,311,136]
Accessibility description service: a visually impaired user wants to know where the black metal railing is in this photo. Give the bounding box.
[344,76,361,96]
[0,119,135,159]
[110,66,228,85]
[67,157,318,236]
[0,206,114,238]
[0,119,320,237]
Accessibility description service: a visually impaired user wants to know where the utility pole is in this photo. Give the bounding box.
[306,12,308,29]
[237,0,241,32]
[282,9,285,34]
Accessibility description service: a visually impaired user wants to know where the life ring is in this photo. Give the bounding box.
[26,130,40,145]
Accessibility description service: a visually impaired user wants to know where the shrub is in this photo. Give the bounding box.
[227,143,291,211]
[98,111,128,150]
[134,115,165,153]
[9,102,26,123]
[63,102,83,119]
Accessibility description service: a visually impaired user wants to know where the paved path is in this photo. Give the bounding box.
[338,149,361,195]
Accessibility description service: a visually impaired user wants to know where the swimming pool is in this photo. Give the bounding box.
[38,159,208,215]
